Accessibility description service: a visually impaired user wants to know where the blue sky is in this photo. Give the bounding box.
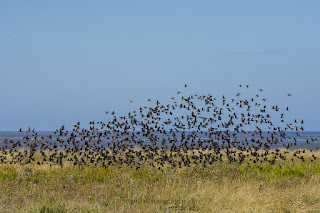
[1,1,320,131]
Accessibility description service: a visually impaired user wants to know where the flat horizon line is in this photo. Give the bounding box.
[1,130,320,133]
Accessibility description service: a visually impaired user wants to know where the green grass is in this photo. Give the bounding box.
[1,150,320,212]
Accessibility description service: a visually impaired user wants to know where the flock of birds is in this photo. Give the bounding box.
[0,85,317,170]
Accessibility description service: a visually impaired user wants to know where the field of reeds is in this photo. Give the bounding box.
[1,149,320,213]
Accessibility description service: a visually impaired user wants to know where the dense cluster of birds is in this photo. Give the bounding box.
[0,85,318,170]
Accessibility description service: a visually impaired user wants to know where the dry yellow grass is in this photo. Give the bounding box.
[0,150,320,212]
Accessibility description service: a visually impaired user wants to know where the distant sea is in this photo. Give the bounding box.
[1,131,320,150]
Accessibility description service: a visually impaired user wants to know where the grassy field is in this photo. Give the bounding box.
[1,150,320,212]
